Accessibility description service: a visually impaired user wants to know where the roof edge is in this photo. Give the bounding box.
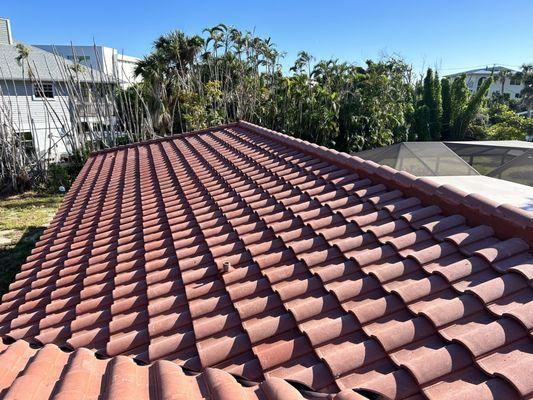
[0,338,368,400]
[237,120,533,246]
[88,121,240,157]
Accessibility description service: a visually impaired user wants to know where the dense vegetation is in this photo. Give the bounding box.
[126,26,414,152]
[1,24,531,193]
[128,24,533,153]
[410,69,493,141]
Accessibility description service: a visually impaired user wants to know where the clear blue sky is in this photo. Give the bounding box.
[3,0,532,74]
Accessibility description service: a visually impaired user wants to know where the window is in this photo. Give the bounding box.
[510,77,521,85]
[515,93,522,98]
[77,122,90,133]
[33,82,54,99]
[16,131,34,156]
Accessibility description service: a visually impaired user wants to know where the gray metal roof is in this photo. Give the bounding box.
[445,66,518,78]
[0,42,111,83]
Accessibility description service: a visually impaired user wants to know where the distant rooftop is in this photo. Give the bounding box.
[0,42,111,82]
[0,17,109,83]
[445,65,518,78]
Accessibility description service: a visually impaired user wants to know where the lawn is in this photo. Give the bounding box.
[0,192,63,295]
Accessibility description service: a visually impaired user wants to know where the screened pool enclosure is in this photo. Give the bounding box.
[354,142,479,176]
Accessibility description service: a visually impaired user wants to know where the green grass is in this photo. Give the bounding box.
[0,192,63,295]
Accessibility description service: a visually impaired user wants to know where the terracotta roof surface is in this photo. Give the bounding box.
[0,340,366,400]
[0,121,532,400]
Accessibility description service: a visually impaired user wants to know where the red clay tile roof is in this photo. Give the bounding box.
[0,121,532,400]
[0,340,367,400]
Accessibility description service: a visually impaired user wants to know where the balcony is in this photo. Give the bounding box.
[73,100,115,118]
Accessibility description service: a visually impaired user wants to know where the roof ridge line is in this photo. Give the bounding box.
[236,120,533,247]
[88,121,240,157]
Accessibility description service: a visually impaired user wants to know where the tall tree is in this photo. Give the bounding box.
[450,75,470,129]
[515,64,533,117]
[422,69,434,114]
[497,68,511,95]
[421,68,442,140]
[134,30,204,133]
[431,72,442,140]
[410,102,430,141]
[441,78,452,140]
[451,76,493,138]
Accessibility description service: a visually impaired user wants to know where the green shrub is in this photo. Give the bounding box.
[487,104,533,140]
[116,135,131,146]
[46,162,83,193]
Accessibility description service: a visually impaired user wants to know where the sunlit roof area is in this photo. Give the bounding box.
[427,175,533,212]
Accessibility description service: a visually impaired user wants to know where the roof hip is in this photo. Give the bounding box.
[238,120,533,246]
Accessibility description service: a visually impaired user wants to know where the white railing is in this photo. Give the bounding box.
[73,100,114,117]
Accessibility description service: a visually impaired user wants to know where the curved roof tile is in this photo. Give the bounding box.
[0,121,531,399]
[0,339,366,400]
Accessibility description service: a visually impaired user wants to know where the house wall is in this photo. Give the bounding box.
[34,44,140,87]
[0,80,72,160]
[462,73,524,99]
[116,54,142,86]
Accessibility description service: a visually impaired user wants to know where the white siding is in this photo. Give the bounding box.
[0,18,13,45]
[116,54,142,86]
[461,73,523,99]
[0,80,72,159]
[488,76,523,99]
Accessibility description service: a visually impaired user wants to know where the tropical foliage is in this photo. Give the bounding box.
[2,23,530,193]
[130,25,416,152]
[487,103,533,140]
[132,25,530,152]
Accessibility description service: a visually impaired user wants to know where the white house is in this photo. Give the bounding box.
[446,66,524,100]
[0,18,115,161]
[34,44,142,87]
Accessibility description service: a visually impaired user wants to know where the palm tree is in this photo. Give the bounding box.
[153,30,203,74]
[498,67,512,96]
[134,31,204,134]
[15,44,31,77]
[514,64,532,117]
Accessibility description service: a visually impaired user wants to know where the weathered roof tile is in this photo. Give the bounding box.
[0,121,531,399]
